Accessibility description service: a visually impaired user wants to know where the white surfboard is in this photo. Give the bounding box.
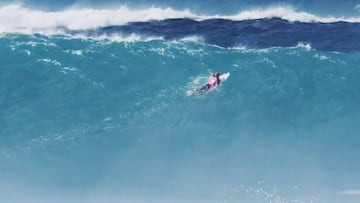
[219,72,230,81]
[186,72,230,96]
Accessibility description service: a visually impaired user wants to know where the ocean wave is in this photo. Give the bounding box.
[1,4,360,34]
[2,21,360,202]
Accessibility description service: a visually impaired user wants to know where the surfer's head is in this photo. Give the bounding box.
[212,72,220,78]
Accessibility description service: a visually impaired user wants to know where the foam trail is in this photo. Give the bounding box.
[1,4,360,34]
[340,190,360,195]
[73,33,164,43]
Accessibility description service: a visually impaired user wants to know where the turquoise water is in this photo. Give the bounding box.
[1,33,360,202]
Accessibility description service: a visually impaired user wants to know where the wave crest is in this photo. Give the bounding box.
[1,4,360,34]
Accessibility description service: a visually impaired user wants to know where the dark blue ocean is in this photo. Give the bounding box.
[1,1,360,202]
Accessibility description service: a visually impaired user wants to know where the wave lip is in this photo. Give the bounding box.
[221,6,360,23]
[0,4,197,33]
[1,4,360,34]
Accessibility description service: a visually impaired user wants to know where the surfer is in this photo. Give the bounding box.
[194,72,221,93]
[186,71,230,96]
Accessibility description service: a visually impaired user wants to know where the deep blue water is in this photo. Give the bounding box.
[1,1,360,203]
[85,18,360,52]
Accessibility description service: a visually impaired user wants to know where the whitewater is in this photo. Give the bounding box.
[1,1,360,203]
[1,4,360,33]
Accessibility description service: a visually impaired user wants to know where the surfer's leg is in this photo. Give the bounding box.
[196,84,210,93]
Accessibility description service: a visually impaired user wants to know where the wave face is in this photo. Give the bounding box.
[1,33,360,203]
[87,18,360,52]
[1,1,360,203]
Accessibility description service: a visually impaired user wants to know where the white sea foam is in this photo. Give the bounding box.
[221,6,360,23]
[69,33,164,43]
[0,4,196,33]
[0,4,359,34]
[179,35,204,43]
[229,42,313,53]
[355,5,360,12]
[37,58,62,66]
[339,189,360,195]
[295,42,312,50]
[93,34,163,42]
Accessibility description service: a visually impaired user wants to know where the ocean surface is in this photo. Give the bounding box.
[1,1,360,203]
